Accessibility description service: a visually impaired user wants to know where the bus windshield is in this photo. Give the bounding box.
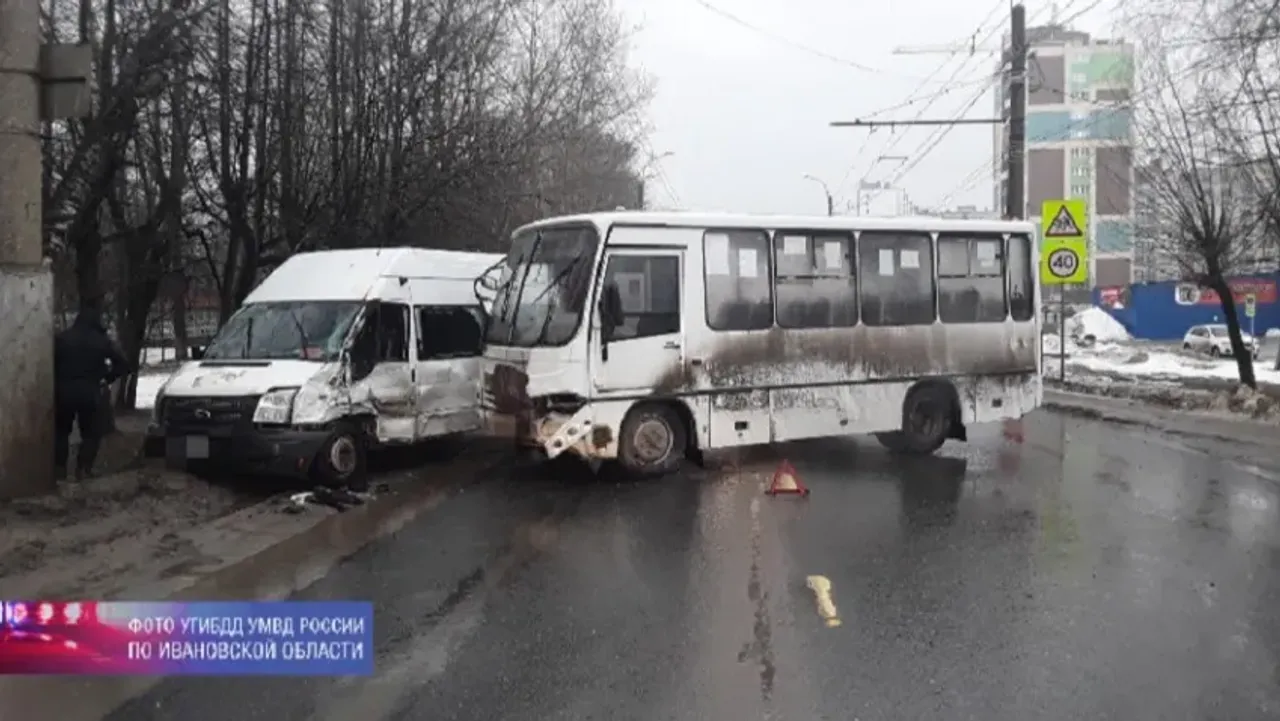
[486,225,599,347]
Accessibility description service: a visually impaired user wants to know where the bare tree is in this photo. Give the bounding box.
[1135,45,1269,388]
[39,0,655,411]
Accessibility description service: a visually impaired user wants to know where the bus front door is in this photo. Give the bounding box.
[590,248,684,394]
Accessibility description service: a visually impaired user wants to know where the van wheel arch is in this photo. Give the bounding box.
[312,418,371,490]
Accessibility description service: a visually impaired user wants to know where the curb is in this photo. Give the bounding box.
[1043,388,1279,447]
[0,451,508,721]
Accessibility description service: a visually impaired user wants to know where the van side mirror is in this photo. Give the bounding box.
[190,346,205,360]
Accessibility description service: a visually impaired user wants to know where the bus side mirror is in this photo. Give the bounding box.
[599,282,624,344]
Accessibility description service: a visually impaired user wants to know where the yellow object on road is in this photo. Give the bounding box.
[805,575,841,628]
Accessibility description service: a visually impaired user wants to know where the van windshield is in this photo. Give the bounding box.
[486,225,599,347]
[203,301,363,361]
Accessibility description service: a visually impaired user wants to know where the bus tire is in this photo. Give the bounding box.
[313,423,369,491]
[879,385,954,455]
[618,403,686,478]
[874,431,909,453]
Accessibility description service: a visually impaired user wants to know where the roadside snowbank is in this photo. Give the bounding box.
[1067,307,1130,342]
[1070,348,1280,385]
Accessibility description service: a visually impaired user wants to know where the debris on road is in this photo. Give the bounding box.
[281,486,381,514]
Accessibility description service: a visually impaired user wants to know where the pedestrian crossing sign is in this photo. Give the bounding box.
[1041,199,1086,239]
[1039,199,1089,286]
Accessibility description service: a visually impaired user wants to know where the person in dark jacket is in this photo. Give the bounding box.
[54,304,132,480]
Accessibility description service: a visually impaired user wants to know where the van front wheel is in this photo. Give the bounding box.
[618,403,686,478]
[313,424,368,491]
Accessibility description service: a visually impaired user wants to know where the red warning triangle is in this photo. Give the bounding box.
[766,460,810,497]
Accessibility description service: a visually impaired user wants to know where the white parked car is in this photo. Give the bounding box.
[1182,323,1260,359]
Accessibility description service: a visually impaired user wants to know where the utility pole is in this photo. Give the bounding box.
[1007,3,1028,220]
[0,0,93,498]
[830,4,1029,221]
[636,180,645,210]
[0,0,54,499]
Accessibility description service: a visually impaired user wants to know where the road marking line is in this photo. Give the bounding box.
[805,575,842,628]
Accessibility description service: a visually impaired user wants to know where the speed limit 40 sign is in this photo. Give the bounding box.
[1039,199,1090,286]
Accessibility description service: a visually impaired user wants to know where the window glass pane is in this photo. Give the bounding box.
[704,230,773,331]
[418,306,484,360]
[858,232,935,326]
[1008,234,1035,321]
[938,234,1007,323]
[774,232,856,328]
[603,255,681,340]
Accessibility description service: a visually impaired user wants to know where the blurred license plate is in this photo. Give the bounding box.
[186,436,209,459]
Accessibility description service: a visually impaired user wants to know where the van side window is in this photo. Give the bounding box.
[857,232,935,326]
[601,254,681,340]
[417,306,484,360]
[359,302,409,362]
[1007,234,1034,321]
[704,229,773,331]
[773,232,857,328]
[348,302,409,379]
[937,234,1007,323]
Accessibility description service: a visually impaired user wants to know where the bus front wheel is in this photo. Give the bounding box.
[875,385,953,455]
[618,403,687,477]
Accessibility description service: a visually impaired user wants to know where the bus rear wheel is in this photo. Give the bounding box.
[618,403,686,478]
[875,386,953,455]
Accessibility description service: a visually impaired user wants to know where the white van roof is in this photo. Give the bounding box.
[245,248,503,303]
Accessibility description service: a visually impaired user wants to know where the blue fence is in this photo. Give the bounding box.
[1090,274,1280,340]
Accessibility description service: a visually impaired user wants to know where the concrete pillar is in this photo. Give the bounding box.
[0,0,56,498]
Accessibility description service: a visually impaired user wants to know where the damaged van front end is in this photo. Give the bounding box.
[146,358,365,480]
[144,298,379,484]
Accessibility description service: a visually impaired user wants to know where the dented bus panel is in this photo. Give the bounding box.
[480,211,1042,475]
[145,247,502,483]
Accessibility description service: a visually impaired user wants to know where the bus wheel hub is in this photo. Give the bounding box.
[632,419,673,462]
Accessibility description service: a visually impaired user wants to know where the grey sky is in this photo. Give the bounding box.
[620,0,1120,215]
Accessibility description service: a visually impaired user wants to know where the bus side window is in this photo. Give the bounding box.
[857,232,935,326]
[774,232,856,328]
[704,230,773,331]
[1007,234,1035,321]
[937,234,1006,323]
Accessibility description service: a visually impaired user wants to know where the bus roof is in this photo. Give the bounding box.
[513,210,1037,237]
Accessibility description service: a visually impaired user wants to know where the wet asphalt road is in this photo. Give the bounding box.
[109,410,1280,721]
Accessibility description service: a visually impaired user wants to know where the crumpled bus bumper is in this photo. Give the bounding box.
[482,407,614,461]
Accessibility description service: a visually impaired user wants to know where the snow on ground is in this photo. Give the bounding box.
[1067,344,1280,385]
[1066,307,1131,342]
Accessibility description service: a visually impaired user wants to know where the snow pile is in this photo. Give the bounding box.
[1067,307,1130,342]
[1068,347,1280,385]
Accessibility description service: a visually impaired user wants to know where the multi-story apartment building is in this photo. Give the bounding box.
[993,24,1135,293]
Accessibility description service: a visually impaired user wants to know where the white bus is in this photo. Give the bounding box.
[480,211,1041,476]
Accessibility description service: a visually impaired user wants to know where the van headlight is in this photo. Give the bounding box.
[253,388,298,425]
